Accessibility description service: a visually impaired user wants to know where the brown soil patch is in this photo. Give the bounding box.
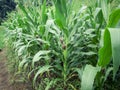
[0,49,32,90]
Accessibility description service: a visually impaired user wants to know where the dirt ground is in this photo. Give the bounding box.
[0,49,32,90]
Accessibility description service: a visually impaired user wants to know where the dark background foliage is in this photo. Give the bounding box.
[0,0,16,24]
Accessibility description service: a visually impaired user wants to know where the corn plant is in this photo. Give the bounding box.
[81,3,120,90]
[2,0,120,90]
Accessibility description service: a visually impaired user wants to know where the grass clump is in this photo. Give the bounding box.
[0,26,5,50]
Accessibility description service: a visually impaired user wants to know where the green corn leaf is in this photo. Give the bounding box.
[53,0,67,27]
[19,58,27,70]
[81,65,100,90]
[101,0,109,23]
[94,7,103,24]
[28,66,40,80]
[81,51,96,56]
[18,45,26,56]
[19,4,35,25]
[45,79,58,90]
[74,68,83,80]
[33,65,52,85]
[98,28,112,67]
[45,80,53,90]
[104,67,113,83]
[108,9,120,27]
[68,84,77,90]
[98,28,120,79]
[108,28,120,78]
[98,8,120,78]
[94,8,102,19]
[32,50,50,66]
[41,0,48,24]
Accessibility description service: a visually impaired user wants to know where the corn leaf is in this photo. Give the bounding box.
[101,0,109,23]
[32,50,50,66]
[108,9,120,27]
[81,65,100,90]
[33,65,52,85]
[98,29,112,67]
[98,8,120,78]
[108,28,120,78]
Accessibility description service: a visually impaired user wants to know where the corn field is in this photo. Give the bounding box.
[1,0,120,90]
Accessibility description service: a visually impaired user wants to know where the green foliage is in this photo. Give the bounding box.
[2,0,120,90]
[81,65,100,90]
[0,26,5,49]
[98,8,120,78]
[109,28,120,78]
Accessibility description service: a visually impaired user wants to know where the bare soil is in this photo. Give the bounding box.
[0,49,32,90]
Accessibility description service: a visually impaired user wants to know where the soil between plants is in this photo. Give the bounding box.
[0,49,32,90]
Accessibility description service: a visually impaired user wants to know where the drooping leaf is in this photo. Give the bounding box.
[104,67,113,82]
[98,8,120,79]
[108,28,120,78]
[81,65,100,90]
[32,50,50,66]
[33,65,52,85]
[18,45,26,56]
[19,58,28,70]
[74,68,83,80]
